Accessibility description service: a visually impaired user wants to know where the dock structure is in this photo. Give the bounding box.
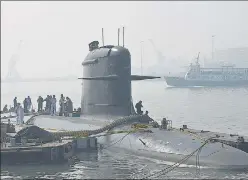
[1,122,98,165]
[1,112,40,120]
[1,137,98,165]
[1,139,74,165]
[0,114,149,165]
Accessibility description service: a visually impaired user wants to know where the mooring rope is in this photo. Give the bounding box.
[132,137,215,179]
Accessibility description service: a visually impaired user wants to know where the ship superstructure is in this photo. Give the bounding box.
[165,53,248,87]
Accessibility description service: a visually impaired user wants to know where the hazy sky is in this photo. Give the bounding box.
[1,1,248,78]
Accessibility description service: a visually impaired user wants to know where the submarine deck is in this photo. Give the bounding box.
[2,114,248,155]
[179,128,248,153]
[34,114,248,154]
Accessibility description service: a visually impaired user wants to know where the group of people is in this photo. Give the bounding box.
[4,97,145,125]
[11,97,32,125]
[37,95,57,115]
[13,96,32,114]
[37,94,73,116]
[58,94,73,117]
[8,94,74,119]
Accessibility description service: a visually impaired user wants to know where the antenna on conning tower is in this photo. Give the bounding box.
[102,28,105,46]
[118,28,120,46]
[123,26,125,47]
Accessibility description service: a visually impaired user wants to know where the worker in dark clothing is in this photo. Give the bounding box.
[59,94,65,116]
[13,97,17,110]
[145,110,149,115]
[27,96,32,112]
[37,96,44,112]
[65,97,73,116]
[77,107,81,113]
[3,105,8,113]
[49,95,52,113]
[135,101,143,115]
[161,118,168,129]
[7,119,15,133]
[43,95,50,112]
[23,98,28,113]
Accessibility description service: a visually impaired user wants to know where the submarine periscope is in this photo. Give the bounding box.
[25,27,248,170]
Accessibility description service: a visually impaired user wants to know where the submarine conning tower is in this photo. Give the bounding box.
[80,40,160,117]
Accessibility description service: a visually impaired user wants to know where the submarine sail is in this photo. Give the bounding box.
[80,40,160,117]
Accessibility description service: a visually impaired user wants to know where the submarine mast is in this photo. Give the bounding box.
[102,28,104,46]
[118,28,120,46]
[123,27,125,47]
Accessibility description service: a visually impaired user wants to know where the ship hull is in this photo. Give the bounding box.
[27,115,248,169]
[7,115,247,169]
[164,76,248,87]
[97,125,248,169]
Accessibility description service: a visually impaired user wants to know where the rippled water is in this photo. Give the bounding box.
[1,80,248,179]
[2,149,248,179]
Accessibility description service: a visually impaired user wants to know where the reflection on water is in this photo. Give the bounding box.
[1,149,248,179]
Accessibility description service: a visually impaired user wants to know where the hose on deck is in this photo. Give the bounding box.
[14,113,151,143]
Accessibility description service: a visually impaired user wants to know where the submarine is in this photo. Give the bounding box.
[19,28,248,169]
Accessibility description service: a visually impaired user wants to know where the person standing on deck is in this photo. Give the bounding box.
[16,103,20,124]
[135,101,143,115]
[2,105,8,113]
[50,95,57,116]
[19,105,24,124]
[13,97,17,111]
[66,97,73,117]
[16,103,24,125]
[43,95,50,112]
[27,96,32,112]
[49,95,53,113]
[37,96,44,112]
[23,98,28,113]
[59,94,65,116]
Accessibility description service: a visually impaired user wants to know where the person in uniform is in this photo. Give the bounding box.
[43,95,50,112]
[135,101,143,115]
[23,98,28,113]
[48,95,52,113]
[59,94,65,116]
[13,97,17,110]
[50,95,57,116]
[65,97,73,117]
[27,96,32,112]
[161,118,168,129]
[37,96,44,112]
[2,105,8,113]
[16,103,24,125]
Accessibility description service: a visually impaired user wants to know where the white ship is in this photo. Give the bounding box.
[164,53,248,87]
